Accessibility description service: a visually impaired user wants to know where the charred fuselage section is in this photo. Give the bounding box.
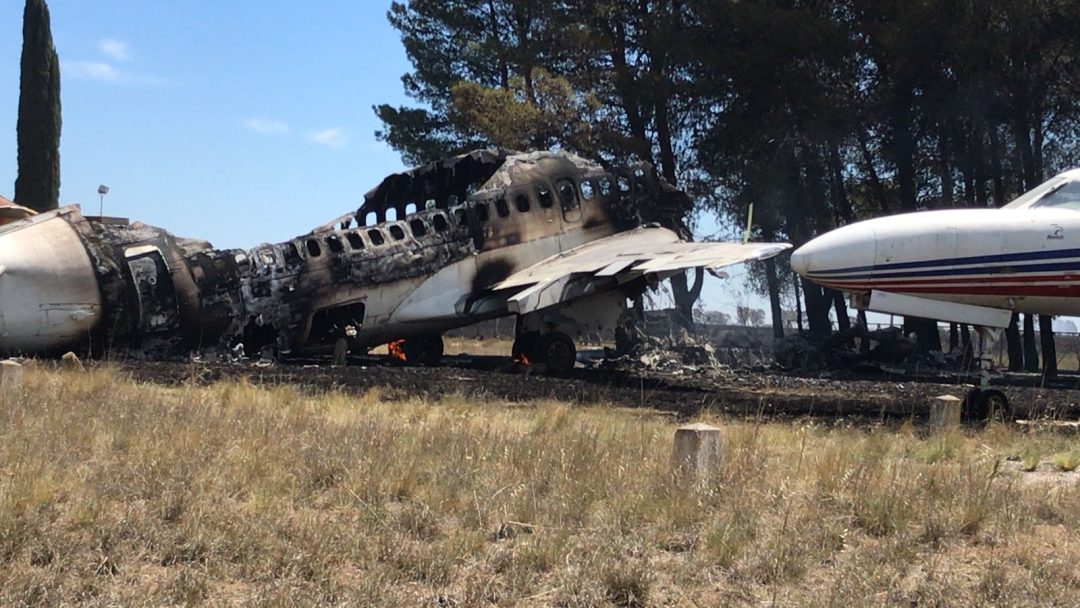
[0,149,689,359]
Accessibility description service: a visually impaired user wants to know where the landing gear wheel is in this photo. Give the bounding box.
[537,332,576,374]
[401,334,443,366]
[963,388,1013,424]
[512,332,541,361]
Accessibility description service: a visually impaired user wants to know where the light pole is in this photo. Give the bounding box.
[97,185,109,218]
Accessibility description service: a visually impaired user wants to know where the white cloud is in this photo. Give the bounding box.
[64,60,168,86]
[308,127,348,148]
[66,61,122,82]
[100,39,129,62]
[243,117,291,136]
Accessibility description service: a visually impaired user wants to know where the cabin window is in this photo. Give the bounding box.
[599,176,612,196]
[474,202,490,222]
[617,176,631,193]
[580,180,595,200]
[556,178,579,209]
[455,208,469,226]
[365,212,377,226]
[385,208,398,222]
[538,187,554,208]
[515,193,530,212]
[340,216,354,230]
[425,198,437,210]
[368,229,385,246]
[495,198,510,217]
[633,168,647,191]
[389,224,406,240]
[447,194,459,208]
[283,243,301,265]
[410,218,427,237]
[432,213,449,232]
[405,202,417,215]
[326,235,344,254]
[347,231,364,250]
[306,239,322,257]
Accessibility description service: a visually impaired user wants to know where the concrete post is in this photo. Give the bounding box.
[929,394,962,429]
[672,423,724,480]
[0,360,23,389]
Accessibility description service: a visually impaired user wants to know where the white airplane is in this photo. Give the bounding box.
[790,168,1080,417]
[0,149,790,372]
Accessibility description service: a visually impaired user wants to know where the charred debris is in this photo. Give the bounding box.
[9,149,690,361]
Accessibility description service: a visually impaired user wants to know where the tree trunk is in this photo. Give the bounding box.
[794,279,804,333]
[857,309,870,354]
[1040,314,1057,379]
[831,290,852,348]
[949,323,959,352]
[670,269,703,334]
[1006,314,1024,371]
[765,257,784,339]
[801,277,831,335]
[1023,313,1039,372]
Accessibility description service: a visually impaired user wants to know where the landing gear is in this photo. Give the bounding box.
[512,331,577,374]
[400,334,443,366]
[963,326,1012,424]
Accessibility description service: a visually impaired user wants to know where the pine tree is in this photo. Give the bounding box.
[15,0,61,212]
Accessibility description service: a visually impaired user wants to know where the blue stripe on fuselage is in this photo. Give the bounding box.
[809,247,1080,277]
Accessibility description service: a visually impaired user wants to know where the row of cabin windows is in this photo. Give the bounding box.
[289,212,452,261]
[339,171,648,234]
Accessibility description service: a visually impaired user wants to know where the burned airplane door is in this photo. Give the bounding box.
[125,246,180,333]
[555,178,582,224]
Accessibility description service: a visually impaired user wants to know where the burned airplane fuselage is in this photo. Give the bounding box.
[0,150,688,359]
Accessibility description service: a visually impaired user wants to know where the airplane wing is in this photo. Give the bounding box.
[493,226,791,314]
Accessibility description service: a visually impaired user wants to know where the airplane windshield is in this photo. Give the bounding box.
[1002,175,1069,209]
[1030,181,1080,211]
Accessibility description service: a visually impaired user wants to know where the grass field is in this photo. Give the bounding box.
[1,365,1079,606]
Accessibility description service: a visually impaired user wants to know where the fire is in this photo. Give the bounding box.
[388,339,407,362]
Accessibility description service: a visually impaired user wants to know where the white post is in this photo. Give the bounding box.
[672,423,724,480]
[0,360,23,389]
[929,394,962,429]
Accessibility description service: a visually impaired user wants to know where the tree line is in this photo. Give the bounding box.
[376,0,1080,374]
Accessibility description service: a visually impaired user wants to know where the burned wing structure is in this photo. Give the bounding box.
[0,149,789,369]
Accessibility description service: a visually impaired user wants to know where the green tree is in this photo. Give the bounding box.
[15,0,61,212]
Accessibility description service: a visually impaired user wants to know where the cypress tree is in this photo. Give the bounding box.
[15,0,61,212]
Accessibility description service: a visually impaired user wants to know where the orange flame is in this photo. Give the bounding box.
[514,353,531,366]
[388,339,407,362]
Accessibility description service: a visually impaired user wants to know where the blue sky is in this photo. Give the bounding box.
[0,1,764,317]
[0,1,411,249]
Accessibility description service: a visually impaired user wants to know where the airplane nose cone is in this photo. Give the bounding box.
[789,245,811,276]
[790,223,878,284]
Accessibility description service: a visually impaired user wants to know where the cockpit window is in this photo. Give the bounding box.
[1003,175,1068,209]
[1032,181,1080,211]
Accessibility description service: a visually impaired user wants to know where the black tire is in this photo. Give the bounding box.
[963,388,1013,423]
[976,389,1013,423]
[962,388,982,422]
[537,332,576,374]
[512,332,541,361]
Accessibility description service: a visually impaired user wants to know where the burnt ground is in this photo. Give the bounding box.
[113,354,1080,425]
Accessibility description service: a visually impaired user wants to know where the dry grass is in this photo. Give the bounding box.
[1,365,1079,606]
